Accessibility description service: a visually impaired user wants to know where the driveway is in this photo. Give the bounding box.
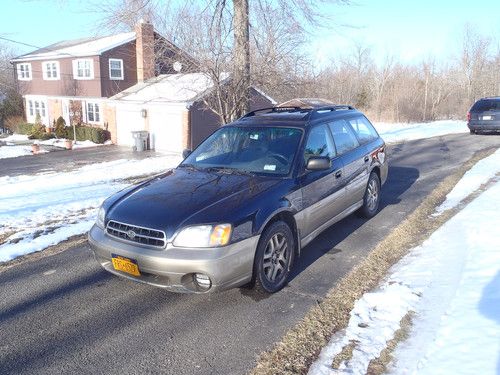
[0,145,175,178]
[0,134,498,375]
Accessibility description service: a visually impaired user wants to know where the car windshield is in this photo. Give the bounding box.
[182,126,303,176]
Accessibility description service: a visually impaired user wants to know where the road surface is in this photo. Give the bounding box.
[0,133,498,375]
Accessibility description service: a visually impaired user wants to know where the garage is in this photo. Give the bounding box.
[110,73,274,153]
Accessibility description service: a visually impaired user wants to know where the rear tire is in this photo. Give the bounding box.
[253,221,295,294]
[470,130,476,135]
[360,172,381,218]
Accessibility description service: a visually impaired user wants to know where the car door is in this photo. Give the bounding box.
[328,119,368,208]
[298,124,344,240]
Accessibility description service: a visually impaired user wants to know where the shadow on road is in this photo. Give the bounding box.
[287,165,419,285]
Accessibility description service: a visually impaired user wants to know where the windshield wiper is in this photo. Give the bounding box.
[177,163,204,171]
[205,166,255,176]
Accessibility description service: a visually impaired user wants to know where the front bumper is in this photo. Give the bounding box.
[88,225,259,293]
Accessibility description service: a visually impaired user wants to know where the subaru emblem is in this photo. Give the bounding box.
[127,230,136,239]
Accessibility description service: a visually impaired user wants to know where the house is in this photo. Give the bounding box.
[11,21,275,151]
[10,20,193,132]
[108,73,275,152]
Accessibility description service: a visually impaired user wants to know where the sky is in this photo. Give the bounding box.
[1,0,500,66]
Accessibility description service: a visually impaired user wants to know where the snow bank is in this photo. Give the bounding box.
[309,154,500,375]
[374,120,467,144]
[0,145,32,159]
[0,153,181,263]
[2,134,29,142]
[435,148,500,214]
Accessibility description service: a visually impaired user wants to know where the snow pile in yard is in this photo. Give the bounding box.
[0,154,181,262]
[374,120,467,144]
[40,138,106,149]
[72,140,105,149]
[2,134,29,142]
[309,153,500,375]
[0,145,32,159]
[435,148,500,215]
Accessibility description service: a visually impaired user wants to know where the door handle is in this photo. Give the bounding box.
[364,155,370,163]
[335,170,342,179]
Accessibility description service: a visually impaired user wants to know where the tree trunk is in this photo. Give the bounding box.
[233,0,250,118]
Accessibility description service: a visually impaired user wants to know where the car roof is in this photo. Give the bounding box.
[231,105,363,128]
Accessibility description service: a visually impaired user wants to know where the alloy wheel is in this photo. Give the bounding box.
[262,233,289,283]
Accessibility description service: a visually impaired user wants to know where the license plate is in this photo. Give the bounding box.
[111,254,140,276]
[483,115,492,120]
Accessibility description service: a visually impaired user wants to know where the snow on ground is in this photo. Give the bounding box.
[2,134,29,142]
[435,148,500,215]
[40,138,107,149]
[374,120,467,144]
[0,153,181,262]
[0,135,111,160]
[309,152,500,375]
[0,145,33,159]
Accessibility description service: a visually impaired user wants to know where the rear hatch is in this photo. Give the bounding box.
[469,99,500,122]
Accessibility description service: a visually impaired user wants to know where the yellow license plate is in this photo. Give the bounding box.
[111,254,141,277]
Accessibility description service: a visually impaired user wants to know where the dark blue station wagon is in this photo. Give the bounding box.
[88,105,388,294]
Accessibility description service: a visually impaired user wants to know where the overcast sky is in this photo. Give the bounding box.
[1,0,499,66]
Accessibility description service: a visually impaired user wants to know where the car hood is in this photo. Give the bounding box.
[106,168,280,239]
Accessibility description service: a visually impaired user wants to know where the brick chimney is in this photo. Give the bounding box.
[135,19,155,82]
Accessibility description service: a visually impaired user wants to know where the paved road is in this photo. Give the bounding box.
[0,145,174,178]
[0,134,498,375]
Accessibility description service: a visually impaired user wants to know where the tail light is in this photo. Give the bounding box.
[467,112,471,122]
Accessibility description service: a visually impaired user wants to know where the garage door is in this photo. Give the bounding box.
[148,107,183,152]
[116,106,145,147]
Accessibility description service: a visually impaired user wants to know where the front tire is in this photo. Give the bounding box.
[253,221,295,293]
[360,172,381,218]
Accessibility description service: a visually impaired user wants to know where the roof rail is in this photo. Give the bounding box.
[241,106,305,118]
[307,105,355,120]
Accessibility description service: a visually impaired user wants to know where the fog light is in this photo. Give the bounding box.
[194,273,211,290]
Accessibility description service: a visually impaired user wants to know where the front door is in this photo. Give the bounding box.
[62,99,70,126]
[299,124,345,240]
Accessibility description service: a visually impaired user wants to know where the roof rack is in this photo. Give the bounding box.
[308,105,355,120]
[241,106,306,118]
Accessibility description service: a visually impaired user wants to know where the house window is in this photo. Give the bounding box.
[73,59,94,79]
[28,100,34,116]
[87,102,100,123]
[109,58,124,80]
[17,63,32,80]
[28,99,47,120]
[43,61,60,80]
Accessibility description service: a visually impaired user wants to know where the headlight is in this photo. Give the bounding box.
[96,206,106,229]
[173,224,232,248]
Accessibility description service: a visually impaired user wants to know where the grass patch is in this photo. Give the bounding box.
[332,340,357,369]
[250,147,497,375]
[366,312,414,374]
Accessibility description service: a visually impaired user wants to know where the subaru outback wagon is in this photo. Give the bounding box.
[88,105,388,293]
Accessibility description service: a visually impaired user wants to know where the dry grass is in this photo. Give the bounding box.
[332,341,357,369]
[366,312,414,375]
[250,147,497,375]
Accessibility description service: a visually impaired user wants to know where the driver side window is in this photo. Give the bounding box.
[304,124,335,163]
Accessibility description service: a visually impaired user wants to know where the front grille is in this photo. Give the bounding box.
[106,220,166,248]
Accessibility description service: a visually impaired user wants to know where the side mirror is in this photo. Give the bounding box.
[182,149,192,159]
[306,156,331,171]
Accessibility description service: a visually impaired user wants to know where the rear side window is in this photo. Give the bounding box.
[328,120,360,155]
[304,124,336,162]
[471,99,500,112]
[348,116,379,144]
